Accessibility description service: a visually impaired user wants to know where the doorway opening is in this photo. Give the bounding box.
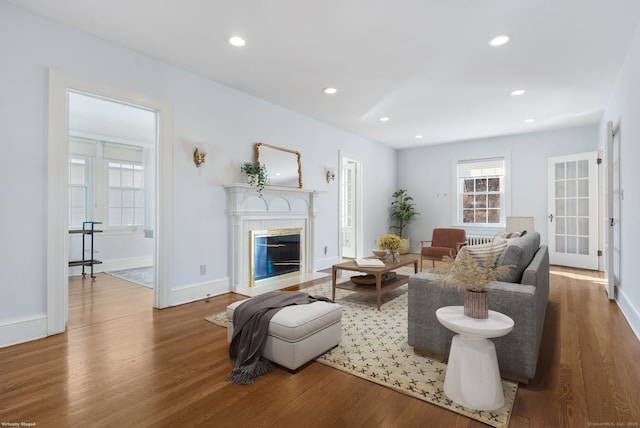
[47,70,173,336]
[340,153,363,259]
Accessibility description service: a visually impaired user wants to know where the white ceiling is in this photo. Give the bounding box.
[11,0,640,149]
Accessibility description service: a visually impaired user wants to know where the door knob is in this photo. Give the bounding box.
[548,214,554,222]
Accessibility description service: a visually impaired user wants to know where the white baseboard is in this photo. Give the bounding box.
[170,277,231,307]
[0,313,47,348]
[617,288,640,342]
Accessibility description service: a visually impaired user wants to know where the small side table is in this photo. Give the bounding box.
[436,306,514,410]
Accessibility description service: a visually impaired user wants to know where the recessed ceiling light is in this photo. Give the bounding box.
[229,36,246,47]
[323,87,338,95]
[510,89,525,96]
[489,35,510,47]
[415,135,423,139]
[379,117,390,122]
[524,118,535,123]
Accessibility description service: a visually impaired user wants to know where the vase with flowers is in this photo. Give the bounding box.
[378,234,402,263]
[434,245,511,319]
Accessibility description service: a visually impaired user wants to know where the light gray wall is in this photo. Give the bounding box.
[396,125,599,251]
[599,19,640,338]
[0,2,396,344]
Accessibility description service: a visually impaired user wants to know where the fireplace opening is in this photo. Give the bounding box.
[250,228,302,286]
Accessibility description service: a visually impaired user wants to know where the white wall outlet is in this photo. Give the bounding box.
[200,264,206,275]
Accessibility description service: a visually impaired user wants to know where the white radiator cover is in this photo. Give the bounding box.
[466,234,494,246]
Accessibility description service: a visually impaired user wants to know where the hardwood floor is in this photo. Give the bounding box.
[1,266,639,427]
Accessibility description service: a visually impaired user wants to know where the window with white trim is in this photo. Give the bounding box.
[68,138,147,230]
[107,160,145,227]
[457,157,505,225]
[68,157,89,229]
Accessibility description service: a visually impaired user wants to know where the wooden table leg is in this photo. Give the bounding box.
[375,272,382,310]
[332,266,337,301]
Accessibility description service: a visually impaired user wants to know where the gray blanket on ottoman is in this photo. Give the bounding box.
[227,290,331,384]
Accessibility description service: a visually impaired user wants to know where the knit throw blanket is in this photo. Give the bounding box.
[227,290,332,385]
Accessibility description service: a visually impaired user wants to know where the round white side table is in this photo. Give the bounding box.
[435,306,514,410]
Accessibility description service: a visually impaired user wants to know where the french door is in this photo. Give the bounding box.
[547,152,599,270]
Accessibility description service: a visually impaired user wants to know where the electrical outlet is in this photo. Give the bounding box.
[200,264,206,275]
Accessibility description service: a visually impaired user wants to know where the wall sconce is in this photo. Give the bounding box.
[325,168,335,183]
[193,144,208,168]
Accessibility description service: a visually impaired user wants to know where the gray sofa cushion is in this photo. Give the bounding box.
[496,231,541,283]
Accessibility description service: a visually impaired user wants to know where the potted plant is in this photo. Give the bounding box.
[389,189,419,254]
[240,162,269,196]
[434,246,511,318]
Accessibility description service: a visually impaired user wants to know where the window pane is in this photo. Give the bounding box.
[109,166,121,187]
[122,190,134,207]
[134,190,145,209]
[488,194,500,208]
[567,218,577,235]
[567,236,577,254]
[555,162,565,180]
[463,210,474,223]
[578,179,588,197]
[567,179,576,197]
[462,195,474,208]
[578,199,589,216]
[122,208,134,226]
[567,198,577,216]
[476,178,487,192]
[556,218,566,234]
[578,237,589,255]
[109,189,122,207]
[555,181,565,198]
[474,195,487,208]
[133,170,143,188]
[475,210,487,223]
[556,236,565,253]
[567,161,576,179]
[487,178,500,192]
[578,218,589,235]
[488,209,500,223]
[556,199,565,216]
[578,159,588,178]
[121,167,134,188]
[463,179,474,192]
[70,163,85,185]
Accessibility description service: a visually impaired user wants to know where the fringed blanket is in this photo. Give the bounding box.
[227,290,332,385]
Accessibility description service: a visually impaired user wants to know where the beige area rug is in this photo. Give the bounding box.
[205,267,517,428]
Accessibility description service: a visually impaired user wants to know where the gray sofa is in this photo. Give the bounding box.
[407,231,549,382]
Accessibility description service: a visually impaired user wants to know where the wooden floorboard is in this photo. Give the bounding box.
[1,265,639,427]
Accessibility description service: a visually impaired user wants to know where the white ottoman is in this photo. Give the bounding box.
[226,299,342,371]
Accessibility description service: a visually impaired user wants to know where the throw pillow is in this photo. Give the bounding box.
[456,240,508,268]
[494,231,524,247]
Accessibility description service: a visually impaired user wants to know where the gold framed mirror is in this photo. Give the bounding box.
[255,142,302,188]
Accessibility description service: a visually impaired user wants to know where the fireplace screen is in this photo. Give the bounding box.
[250,228,302,285]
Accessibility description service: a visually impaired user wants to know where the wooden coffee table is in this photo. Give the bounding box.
[332,255,418,310]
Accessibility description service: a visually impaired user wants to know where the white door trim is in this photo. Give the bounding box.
[47,69,173,335]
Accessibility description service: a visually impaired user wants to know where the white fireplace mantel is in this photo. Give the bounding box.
[224,184,326,295]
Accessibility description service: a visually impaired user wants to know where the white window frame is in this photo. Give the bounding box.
[452,152,511,232]
[106,160,146,228]
[68,155,93,229]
